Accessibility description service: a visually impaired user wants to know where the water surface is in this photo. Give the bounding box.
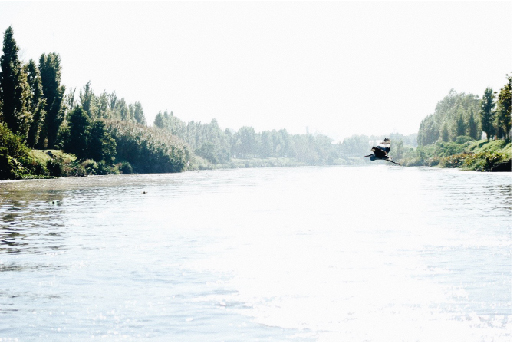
[0,166,510,341]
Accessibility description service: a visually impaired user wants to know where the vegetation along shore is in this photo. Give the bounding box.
[0,26,510,180]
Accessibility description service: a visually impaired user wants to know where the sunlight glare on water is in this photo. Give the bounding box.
[0,165,511,341]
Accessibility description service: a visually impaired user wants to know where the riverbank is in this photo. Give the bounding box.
[400,139,511,172]
[2,139,509,180]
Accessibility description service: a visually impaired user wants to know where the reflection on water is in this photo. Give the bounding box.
[0,190,65,255]
[0,166,510,341]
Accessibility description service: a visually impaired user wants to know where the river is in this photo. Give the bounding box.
[0,165,510,341]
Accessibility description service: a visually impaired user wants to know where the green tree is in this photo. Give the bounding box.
[95,91,110,119]
[39,52,65,148]
[468,109,478,140]
[417,115,438,146]
[133,101,145,125]
[480,87,495,140]
[396,140,404,160]
[496,75,511,141]
[0,26,31,138]
[441,122,450,142]
[64,87,76,110]
[87,120,116,162]
[237,126,257,158]
[196,142,219,163]
[106,120,188,173]
[0,122,34,179]
[454,110,466,138]
[154,111,164,128]
[65,106,90,159]
[115,98,129,121]
[277,129,291,156]
[25,60,46,147]
[260,131,273,157]
[417,90,479,146]
[108,91,117,111]
[79,81,96,118]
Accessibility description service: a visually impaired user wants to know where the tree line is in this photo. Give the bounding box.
[0,26,191,178]
[153,111,340,165]
[407,81,511,171]
[417,80,511,147]
[3,23,508,179]
[0,26,347,179]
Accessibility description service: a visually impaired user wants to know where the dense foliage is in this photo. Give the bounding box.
[496,76,511,140]
[417,81,511,147]
[154,110,343,166]
[105,120,189,173]
[0,122,40,179]
[39,52,66,149]
[411,77,511,170]
[0,26,189,178]
[0,26,31,139]
[401,138,511,171]
[417,90,481,146]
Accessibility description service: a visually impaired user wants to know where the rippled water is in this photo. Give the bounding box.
[0,166,511,341]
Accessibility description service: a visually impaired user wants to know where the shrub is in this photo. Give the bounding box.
[105,120,189,173]
[439,153,473,168]
[118,161,133,174]
[0,123,45,179]
[81,159,98,175]
[455,136,475,144]
[46,158,63,177]
[464,151,508,171]
[435,141,466,157]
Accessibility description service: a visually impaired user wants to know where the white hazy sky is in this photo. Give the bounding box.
[1,1,510,141]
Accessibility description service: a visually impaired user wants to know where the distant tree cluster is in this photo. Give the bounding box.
[70,81,146,125]
[154,111,339,165]
[417,81,511,146]
[417,90,481,146]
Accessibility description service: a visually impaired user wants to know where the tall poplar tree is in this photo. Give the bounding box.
[496,75,511,141]
[79,81,95,118]
[154,112,164,128]
[39,52,65,148]
[25,59,46,147]
[468,109,478,140]
[454,110,466,138]
[0,26,31,138]
[441,122,450,142]
[66,106,90,160]
[95,91,110,119]
[133,101,145,125]
[115,98,129,121]
[480,87,495,140]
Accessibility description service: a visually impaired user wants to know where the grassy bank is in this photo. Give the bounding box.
[401,138,511,171]
[29,150,127,177]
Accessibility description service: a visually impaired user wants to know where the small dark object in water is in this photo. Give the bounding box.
[142,191,147,194]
